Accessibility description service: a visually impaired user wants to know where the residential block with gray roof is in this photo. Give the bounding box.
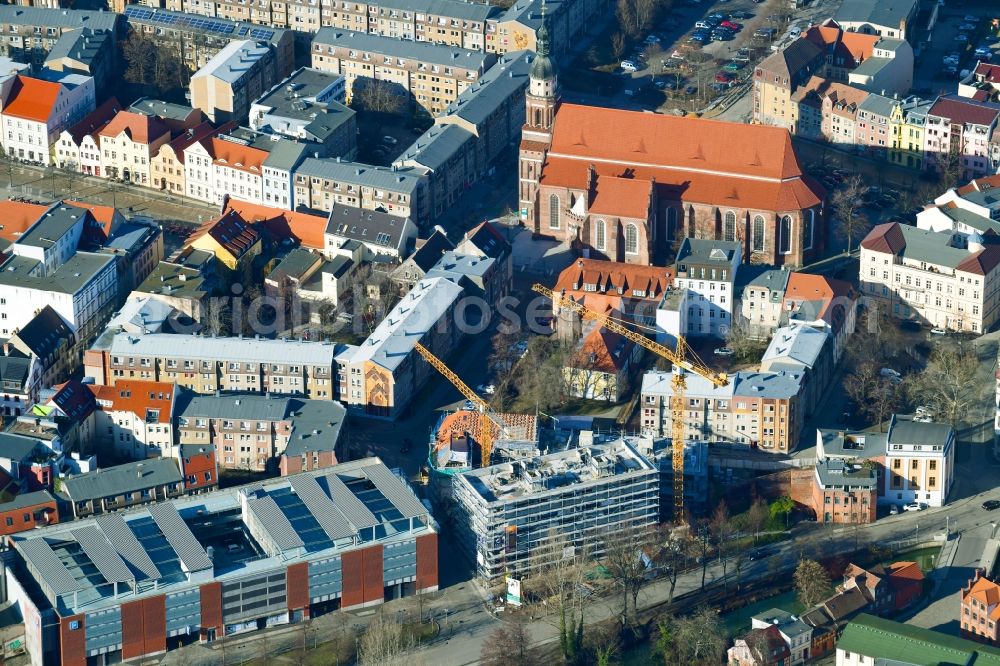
[833,0,919,41]
[85,332,346,401]
[190,39,280,124]
[311,29,496,117]
[61,457,192,518]
[249,67,356,159]
[640,368,806,453]
[292,157,429,223]
[0,6,123,66]
[175,391,346,473]
[7,457,437,665]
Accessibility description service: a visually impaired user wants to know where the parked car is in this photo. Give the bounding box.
[690,34,710,43]
[714,347,735,356]
[695,20,714,29]
[715,71,735,82]
[904,502,927,512]
[723,61,745,72]
[620,60,639,71]
[930,327,947,335]
[685,84,698,95]
[889,505,900,515]
[477,384,496,396]
[960,22,977,31]
[955,33,970,43]
[975,47,993,58]
[754,27,777,38]
[788,26,802,38]
[879,367,902,380]
[729,10,752,19]
[747,547,772,561]
[382,135,398,145]
[914,415,934,423]
[916,405,933,415]
[964,14,979,22]
[720,20,742,30]
[644,34,661,44]
[983,499,1000,511]
[463,399,476,411]
[670,49,687,59]
[712,30,735,40]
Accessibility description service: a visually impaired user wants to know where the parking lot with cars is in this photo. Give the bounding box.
[915,8,999,94]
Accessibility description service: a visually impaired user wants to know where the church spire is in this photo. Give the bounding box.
[529,0,556,86]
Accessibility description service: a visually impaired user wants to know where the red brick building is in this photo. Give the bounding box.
[812,458,877,524]
[519,26,826,268]
[0,490,58,536]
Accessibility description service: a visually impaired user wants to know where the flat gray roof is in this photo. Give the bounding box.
[375,0,498,22]
[134,261,207,300]
[123,5,288,48]
[313,28,491,70]
[761,324,829,370]
[16,204,86,249]
[440,50,531,126]
[0,6,120,31]
[62,458,183,503]
[0,252,115,294]
[296,157,424,193]
[893,224,979,270]
[834,0,917,28]
[815,458,877,488]
[104,332,340,365]
[397,123,475,172]
[128,98,197,123]
[887,415,953,447]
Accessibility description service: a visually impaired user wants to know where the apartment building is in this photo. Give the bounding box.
[881,415,954,508]
[337,277,463,418]
[0,490,59,537]
[888,95,933,170]
[292,157,428,223]
[85,333,343,400]
[760,323,832,417]
[0,6,124,67]
[123,6,294,77]
[97,110,171,185]
[737,267,792,338]
[924,95,1000,181]
[562,323,640,402]
[311,29,495,116]
[959,62,1000,102]
[491,0,605,57]
[6,307,76,403]
[658,239,740,340]
[149,121,221,196]
[175,391,346,472]
[60,455,216,519]
[190,39,279,123]
[324,203,417,261]
[813,459,877,525]
[961,570,1000,645]
[91,380,177,460]
[185,208,262,273]
[54,97,123,175]
[184,129,311,207]
[249,67,357,162]
[0,72,96,166]
[640,368,805,453]
[43,27,119,98]
[0,214,118,350]
[0,353,34,418]
[452,439,659,580]
[8,459,436,666]
[859,222,1000,333]
[833,0,918,41]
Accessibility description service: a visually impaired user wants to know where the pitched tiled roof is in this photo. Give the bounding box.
[50,380,97,423]
[223,199,326,249]
[928,95,1000,127]
[63,200,117,237]
[957,174,1000,196]
[965,576,1000,618]
[99,110,170,145]
[0,200,48,246]
[886,560,924,583]
[975,62,1000,85]
[784,273,857,328]
[860,222,906,254]
[92,380,175,424]
[568,322,634,374]
[3,76,62,123]
[541,157,823,214]
[210,137,268,174]
[956,244,1000,276]
[548,103,805,181]
[759,37,822,79]
[65,97,122,144]
[590,176,651,219]
[554,259,673,302]
[187,210,261,260]
[157,121,222,165]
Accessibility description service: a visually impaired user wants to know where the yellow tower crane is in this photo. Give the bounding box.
[532,284,729,520]
[413,342,507,468]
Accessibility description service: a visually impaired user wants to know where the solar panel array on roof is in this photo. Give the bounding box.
[362,465,428,520]
[269,487,333,551]
[247,494,304,552]
[147,503,212,573]
[72,526,134,585]
[125,5,236,35]
[126,515,185,579]
[16,538,81,595]
[319,472,377,530]
[289,475,354,541]
[96,514,161,581]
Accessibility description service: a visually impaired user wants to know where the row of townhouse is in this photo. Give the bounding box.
[754,19,1000,180]
[125,0,608,57]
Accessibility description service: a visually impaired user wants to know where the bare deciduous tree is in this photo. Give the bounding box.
[843,360,903,431]
[358,614,417,666]
[655,525,691,603]
[610,31,627,61]
[794,559,832,609]
[480,621,533,666]
[725,317,767,363]
[747,497,768,547]
[602,522,653,625]
[528,530,588,662]
[669,607,728,665]
[354,79,405,114]
[909,345,980,428]
[830,175,871,254]
[709,500,735,591]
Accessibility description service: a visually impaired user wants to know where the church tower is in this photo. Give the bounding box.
[518,2,558,232]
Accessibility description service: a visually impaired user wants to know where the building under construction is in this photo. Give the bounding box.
[451,438,659,581]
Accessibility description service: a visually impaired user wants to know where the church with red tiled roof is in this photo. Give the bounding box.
[518,16,826,268]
